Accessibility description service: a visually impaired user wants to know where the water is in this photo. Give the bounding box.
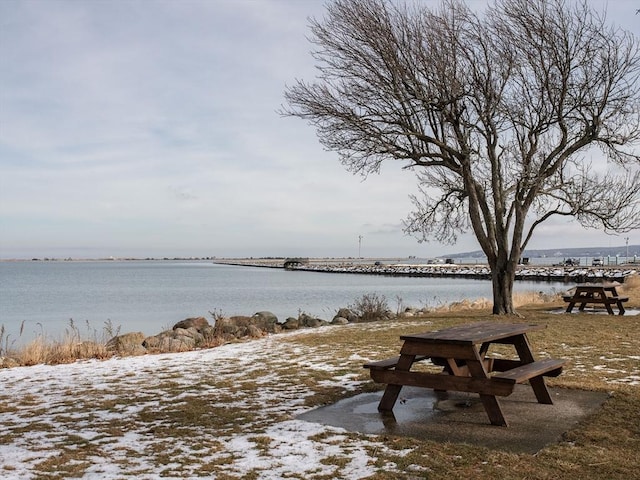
[0,260,565,346]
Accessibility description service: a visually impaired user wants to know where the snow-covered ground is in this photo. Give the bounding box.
[0,328,414,479]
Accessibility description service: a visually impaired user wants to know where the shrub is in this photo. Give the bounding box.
[350,293,391,322]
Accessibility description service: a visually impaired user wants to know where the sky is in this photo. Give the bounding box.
[1,0,639,260]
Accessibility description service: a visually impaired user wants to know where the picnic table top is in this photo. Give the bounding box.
[399,322,545,346]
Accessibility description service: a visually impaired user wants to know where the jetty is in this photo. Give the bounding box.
[214,258,638,283]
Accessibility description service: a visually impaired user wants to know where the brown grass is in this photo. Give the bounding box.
[18,336,110,366]
[3,319,113,366]
[619,273,640,300]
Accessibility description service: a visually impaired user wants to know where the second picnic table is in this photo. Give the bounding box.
[563,283,628,315]
[364,322,566,426]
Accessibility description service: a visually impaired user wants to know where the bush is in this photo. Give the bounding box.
[350,293,391,322]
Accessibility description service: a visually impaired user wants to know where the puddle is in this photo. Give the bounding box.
[298,385,609,454]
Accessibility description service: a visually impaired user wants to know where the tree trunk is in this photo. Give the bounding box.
[491,259,517,315]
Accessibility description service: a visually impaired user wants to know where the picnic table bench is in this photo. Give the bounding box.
[563,283,628,315]
[364,322,566,426]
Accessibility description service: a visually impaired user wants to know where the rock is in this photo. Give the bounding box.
[214,316,246,337]
[144,329,195,353]
[213,316,270,341]
[252,311,280,333]
[282,317,300,330]
[299,313,328,328]
[176,326,205,343]
[247,324,265,338]
[106,332,147,356]
[331,316,349,325]
[143,326,205,353]
[335,307,358,322]
[173,317,209,331]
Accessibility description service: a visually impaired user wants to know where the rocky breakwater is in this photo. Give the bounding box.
[105,307,396,357]
[287,262,637,283]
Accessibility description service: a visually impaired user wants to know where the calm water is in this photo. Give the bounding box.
[0,260,565,346]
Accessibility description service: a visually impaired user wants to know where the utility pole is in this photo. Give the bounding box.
[358,235,363,258]
[626,237,629,263]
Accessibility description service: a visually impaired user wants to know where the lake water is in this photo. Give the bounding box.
[0,260,566,346]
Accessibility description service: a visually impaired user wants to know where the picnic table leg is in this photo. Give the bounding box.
[478,395,508,426]
[377,354,416,412]
[565,301,575,313]
[512,334,553,404]
[617,301,626,315]
[378,385,403,411]
[604,302,615,315]
[465,352,508,426]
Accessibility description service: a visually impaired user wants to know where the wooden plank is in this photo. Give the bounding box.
[363,357,401,370]
[563,295,627,303]
[492,359,566,384]
[400,322,545,346]
[400,341,479,360]
[369,369,515,397]
[363,355,428,370]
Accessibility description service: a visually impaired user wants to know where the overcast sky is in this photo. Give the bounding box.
[1,0,639,260]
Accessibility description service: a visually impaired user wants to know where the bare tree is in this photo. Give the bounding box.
[282,0,640,314]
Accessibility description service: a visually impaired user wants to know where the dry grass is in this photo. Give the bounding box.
[619,273,640,300]
[18,336,111,366]
[2,319,115,366]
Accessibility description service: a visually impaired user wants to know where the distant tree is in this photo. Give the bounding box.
[283,0,640,314]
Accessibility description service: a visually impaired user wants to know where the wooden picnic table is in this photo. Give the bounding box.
[563,283,628,315]
[364,322,566,426]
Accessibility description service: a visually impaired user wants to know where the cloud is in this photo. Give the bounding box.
[0,0,638,259]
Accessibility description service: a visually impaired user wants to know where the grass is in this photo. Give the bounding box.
[1,319,117,366]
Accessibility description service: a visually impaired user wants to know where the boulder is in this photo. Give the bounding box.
[143,327,205,353]
[173,317,210,331]
[282,317,300,330]
[299,313,328,328]
[106,332,147,356]
[213,316,269,341]
[144,330,193,352]
[331,316,349,325]
[335,307,358,323]
[252,311,280,333]
[175,326,205,343]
